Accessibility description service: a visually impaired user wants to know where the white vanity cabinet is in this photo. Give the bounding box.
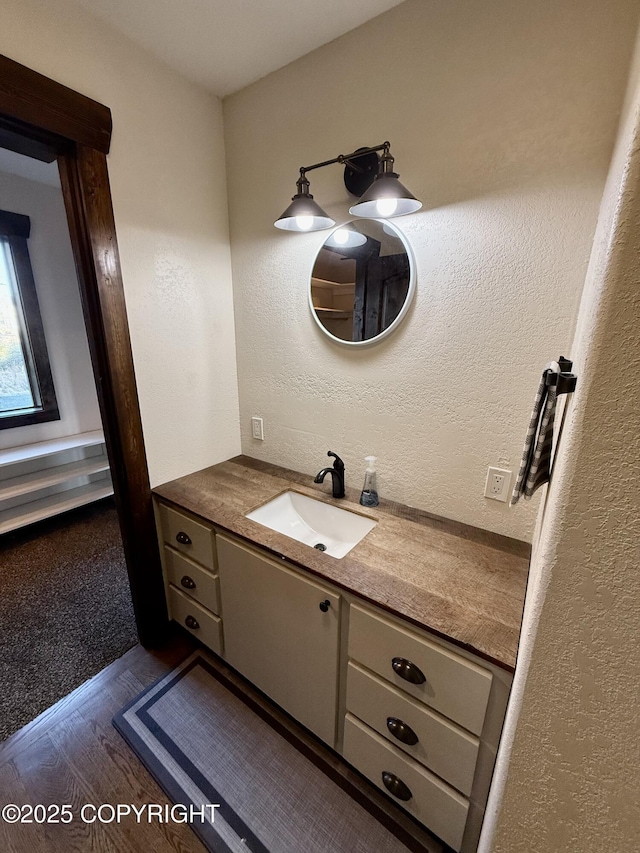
[156,502,223,655]
[343,603,511,853]
[155,498,512,853]
[216,534,340,747]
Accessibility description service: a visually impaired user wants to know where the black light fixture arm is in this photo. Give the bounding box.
[298,141,391,181]
[274,140,420,231]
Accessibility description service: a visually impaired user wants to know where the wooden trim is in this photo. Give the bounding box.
[0,209,30,237]
[0,124,59,162]
[58,149,168,646]
[0,55,112,153]
[0,55,168,646]
[0,233,60,430]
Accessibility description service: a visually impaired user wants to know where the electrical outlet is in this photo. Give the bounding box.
[251,416,264,440]
[484,467,511,502]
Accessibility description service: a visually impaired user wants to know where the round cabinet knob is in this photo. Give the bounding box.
[391,657,426,685]
[176,531,192,545]
[180,576,196,589]
[319,600,331,612]
[382,771,412,802]
[386,717,419,746]
[185,615,199,630]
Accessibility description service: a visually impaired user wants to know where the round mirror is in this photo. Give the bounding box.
[309,219,415,346]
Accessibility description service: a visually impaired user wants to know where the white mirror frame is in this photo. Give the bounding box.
[308,219,416,348]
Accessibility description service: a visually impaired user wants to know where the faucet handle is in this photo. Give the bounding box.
[327,451,344,470]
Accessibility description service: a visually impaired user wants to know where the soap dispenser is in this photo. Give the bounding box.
[360,456,379,507]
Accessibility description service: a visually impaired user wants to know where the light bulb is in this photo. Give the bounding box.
[295,215,314,230]
[333,228,349,245]
[376,197,398,217]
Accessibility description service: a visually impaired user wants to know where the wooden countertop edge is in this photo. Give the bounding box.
[154,456,531,673]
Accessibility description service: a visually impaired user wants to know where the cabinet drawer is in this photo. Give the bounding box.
[158,503,215,570]
[168,585,223,655]
[346,661,479,796]
[348,604,492,735]
[164,546,221,614]
[343,713,468,852]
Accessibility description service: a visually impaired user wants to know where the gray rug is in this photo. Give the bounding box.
[0,498,137,741]
[113,652,416,853]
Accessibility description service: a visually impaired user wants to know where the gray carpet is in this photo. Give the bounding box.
[0,498,137,741]
[114,652,421,853]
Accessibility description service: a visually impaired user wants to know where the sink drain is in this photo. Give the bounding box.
[314,543,327,551]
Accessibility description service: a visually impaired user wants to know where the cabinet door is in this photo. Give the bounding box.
[217,535,340,746]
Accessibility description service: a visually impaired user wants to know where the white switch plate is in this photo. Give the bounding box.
[484,467,511,502]
[251,416,264,440]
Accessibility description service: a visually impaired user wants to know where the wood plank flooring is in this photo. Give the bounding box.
[0,629,203,852]
[1,627,443,853]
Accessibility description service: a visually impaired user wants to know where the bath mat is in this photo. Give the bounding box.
[113,652,419,853]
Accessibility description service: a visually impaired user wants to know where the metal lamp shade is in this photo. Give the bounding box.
[274,194,335,231]
[349,173,422,218]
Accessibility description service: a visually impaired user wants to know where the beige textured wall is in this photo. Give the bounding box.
[0,0,241,485]
[482,33,640,851]
[223,0,639,541]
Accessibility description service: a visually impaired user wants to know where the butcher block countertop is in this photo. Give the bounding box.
[154,455,530,672]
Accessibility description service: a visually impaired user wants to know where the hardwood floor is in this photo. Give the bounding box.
[0,627,443,853]
[0,629,202,852]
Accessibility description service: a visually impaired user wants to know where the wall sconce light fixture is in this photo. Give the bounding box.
[274,141,421,232]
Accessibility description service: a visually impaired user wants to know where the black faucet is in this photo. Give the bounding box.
[314,451,346,499]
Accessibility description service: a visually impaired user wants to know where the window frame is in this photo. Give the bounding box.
[0,208,59,429]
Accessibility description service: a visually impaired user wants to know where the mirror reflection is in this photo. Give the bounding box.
[309,219,414,345]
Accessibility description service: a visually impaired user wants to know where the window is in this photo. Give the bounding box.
[0,209,59,429]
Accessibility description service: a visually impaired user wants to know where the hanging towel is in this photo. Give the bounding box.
[510,362,559,506]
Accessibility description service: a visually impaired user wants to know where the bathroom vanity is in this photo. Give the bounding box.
[153,456,529,853]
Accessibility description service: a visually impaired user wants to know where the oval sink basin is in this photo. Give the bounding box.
[245,490,376,559]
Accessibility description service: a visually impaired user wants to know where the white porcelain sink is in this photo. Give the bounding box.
[245,490,377,559]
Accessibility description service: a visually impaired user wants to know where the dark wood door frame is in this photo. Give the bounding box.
[0,54,168,646]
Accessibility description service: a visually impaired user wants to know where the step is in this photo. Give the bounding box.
[0,480,114,535]
[0,430,105,468]
[0,456,111,501]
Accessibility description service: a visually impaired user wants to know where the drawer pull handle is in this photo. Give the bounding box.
[181,575,196,589]
[176,531,192,545]
[392,657,426,685]
[185,615,199,630]
[386,717,419,746]
[382,771,413,802]
[319,600,331,612]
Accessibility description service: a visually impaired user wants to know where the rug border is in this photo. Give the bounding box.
[113,652,231,852]
[113,649,438,853]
